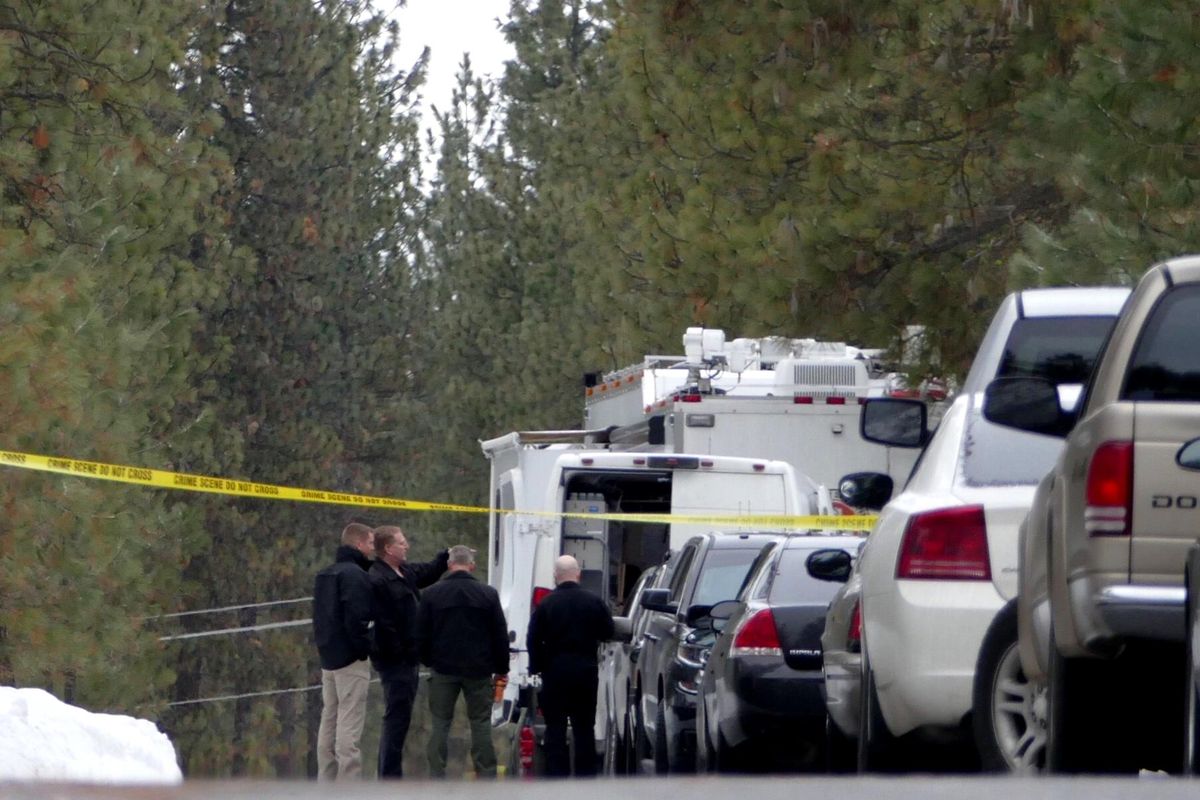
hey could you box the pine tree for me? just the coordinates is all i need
[1011,0,1200,285]
[0,0,236,708]
[164,0,427,775]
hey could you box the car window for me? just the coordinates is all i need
[1123,285,1200,401]
[668,546,696,599]
[737,543,778,602]
[692,548,762,606]
[769,548,851,604]
[962,315,1117,487]
[996,317,1115,384]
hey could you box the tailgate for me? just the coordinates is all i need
[1131,403,1200,583]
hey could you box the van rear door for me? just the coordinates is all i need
[669,465,793,546]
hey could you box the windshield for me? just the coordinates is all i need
[963,315,1116,487]
[692,548,762,606]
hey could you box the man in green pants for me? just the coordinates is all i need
[415,545,510,778]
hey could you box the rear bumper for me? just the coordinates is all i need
[718,660,826,746]
[866,580,1003,736]
[823,650,861,738]
[1073,580,1187,647]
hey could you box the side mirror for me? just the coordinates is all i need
[708,600,740,633]
[837,472,894,511]
[861,398,928,448]
[685,603,714,628]
[640,588,678,615]
[806,549,853,583]
[612,616,633,643]
[983,377,1074,438]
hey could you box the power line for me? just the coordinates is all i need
[166,683,320,707]
[165,678,383,708]
[159,618,311,641]
[144,597,313,621]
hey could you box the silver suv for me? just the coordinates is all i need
[985,256,1200,774]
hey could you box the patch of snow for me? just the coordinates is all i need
[0,686,181,784]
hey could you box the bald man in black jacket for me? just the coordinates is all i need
[527,555,615,777]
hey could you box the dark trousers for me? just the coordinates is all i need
[427,671,497,778]
[377,663,419,778]
[541,665,598,777]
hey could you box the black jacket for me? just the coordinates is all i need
[369,550,449,671]
[415,571,509,679]
[312,545,373,670]
[526,581,614,676]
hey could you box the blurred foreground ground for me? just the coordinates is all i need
[1,776,1196,800]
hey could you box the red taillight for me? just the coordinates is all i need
[832,499,855,516]
[519,724,536,777]
[681,394,702,403]
[793,395,814,404]
[847,600,862,654]
[895,505,990,580]
[730,608,782,656]
[826,396,847,405]
[1085,441,1133,537]
[532,586,552,610]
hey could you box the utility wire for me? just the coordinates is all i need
[159,618,311,641]
[165,678,382,708]
[143,597,313,621]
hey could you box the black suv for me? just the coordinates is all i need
[632,532,786,774]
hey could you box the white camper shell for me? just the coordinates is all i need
[481,429,825,724]
[584,327,937,492]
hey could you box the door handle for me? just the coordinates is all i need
[644,633,660,642]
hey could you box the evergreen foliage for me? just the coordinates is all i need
[0,0,236,707]
[4,0,1200,779]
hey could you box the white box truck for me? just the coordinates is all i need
[584,327,940,494]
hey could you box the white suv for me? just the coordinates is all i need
[830,287,1128,771]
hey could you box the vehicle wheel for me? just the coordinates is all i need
[603,705,625,775]
[825,713,855,773]
[973,600,1046,772]
[654,700,670,775]
[632,695,651,774]
[856,653,895,772]
[696,698,715,773]
[1186,548,1200,774]
[620,705,635,775]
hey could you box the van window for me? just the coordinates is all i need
[1123,285,1200,402]
[493,481,514,567]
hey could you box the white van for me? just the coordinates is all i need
[480,430,826,745]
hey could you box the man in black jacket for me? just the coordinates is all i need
[527,554,615,777]
[368,525,448,779]
[312,522,375,781]
[415,545,509,778]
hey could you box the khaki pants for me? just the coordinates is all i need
[317,659,371,780]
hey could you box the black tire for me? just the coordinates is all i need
[1186,549,1200,774]
[620,705,634,775]
[632,694,651,775]
[856,653,895,772]
[973,599,1045,772]
[603,704,626,775]
[825,713,855,773]
[696,696,715,773]
[654,699,670,775]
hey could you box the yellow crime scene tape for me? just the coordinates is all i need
[0,449,878,532]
